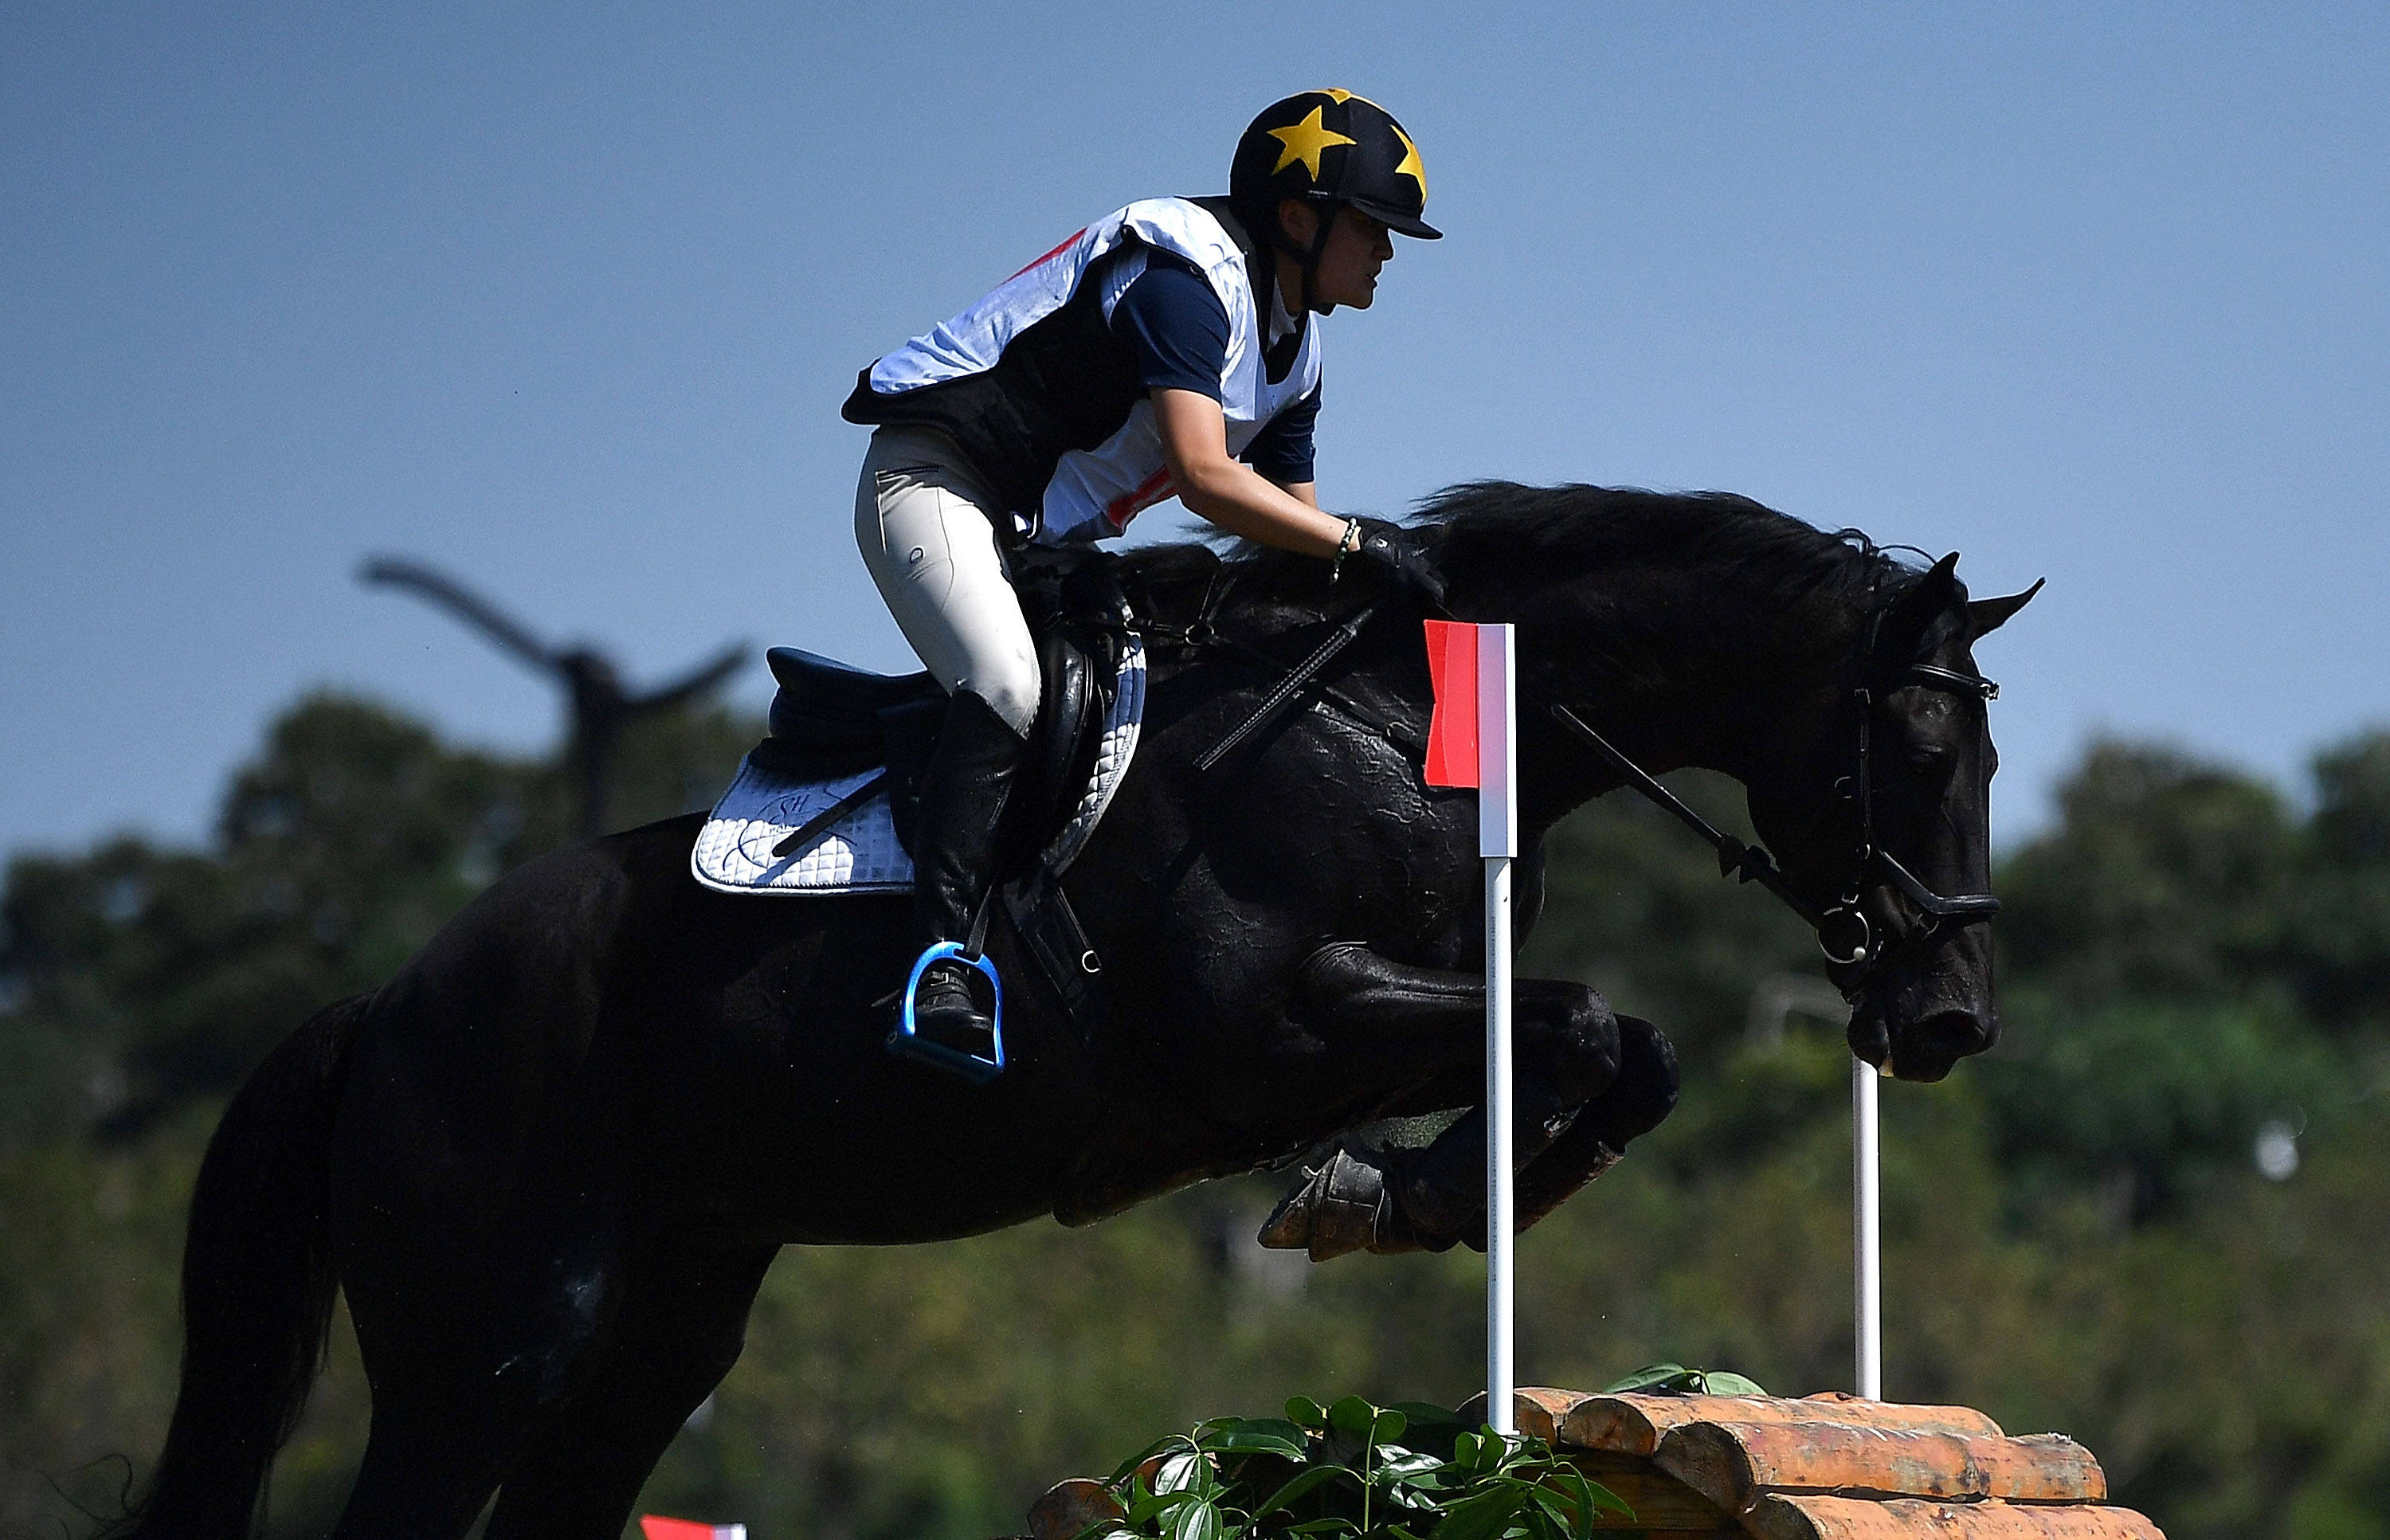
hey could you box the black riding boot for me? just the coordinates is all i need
[894,690,1028,1078]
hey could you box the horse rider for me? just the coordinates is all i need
[844,90,1451,1072]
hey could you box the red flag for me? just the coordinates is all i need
[1423,619,1480,788]
[641,1518,746,1540]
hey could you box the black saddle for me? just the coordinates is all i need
[761,647,941,775]
[745,549,1134,1032]
[749,637,1111,1032]
[754,633,1109,863]
[767,647,942,721]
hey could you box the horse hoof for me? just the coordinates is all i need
[1256,1146,1399,1262]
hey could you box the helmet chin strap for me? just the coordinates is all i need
[1262,197,1342,317]
[1299,196,1339,315]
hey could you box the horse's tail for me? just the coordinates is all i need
[108,993,366,1539]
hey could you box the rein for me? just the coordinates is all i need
[1549,704,1826,928]
[1551,649,2004,1001]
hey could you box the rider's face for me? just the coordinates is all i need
[1279,203,1396,310]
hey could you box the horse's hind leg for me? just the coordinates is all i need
[327,1388,526,1540]
[331,1256,625,1540]
[484,1242,779,1540]
[331,1193,631,1538]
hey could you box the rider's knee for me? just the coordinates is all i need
[969,664,1040,738]
[950,637,1040,737]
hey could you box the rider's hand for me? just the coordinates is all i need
[1346,518,1448,607]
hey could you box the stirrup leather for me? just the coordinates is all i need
[887,942,1005,1084]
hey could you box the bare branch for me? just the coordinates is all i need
[358,557,559,674]
[629,644,749,714]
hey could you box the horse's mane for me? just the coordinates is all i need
[1422,481,1906,611]
[1116,481,1910,618]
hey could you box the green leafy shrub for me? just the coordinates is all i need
[1596,1365,1766,1397]
[1088,1396,1629,1540]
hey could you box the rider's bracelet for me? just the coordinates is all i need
[1330,517,1362,582]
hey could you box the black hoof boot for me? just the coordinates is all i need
[1255,1141,1447,1260]
[887,952,1004,1083]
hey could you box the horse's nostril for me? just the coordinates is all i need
[1890,1009,1989,1083]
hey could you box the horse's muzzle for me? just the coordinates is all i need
[1847,951,1997,1082]
[1886,1006,1996,1082]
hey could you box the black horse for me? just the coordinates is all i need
[118,484,2035,1539]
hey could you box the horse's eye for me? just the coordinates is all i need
[1906,745,1956,782]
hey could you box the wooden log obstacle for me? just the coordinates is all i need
[1024,1389,2163,1540]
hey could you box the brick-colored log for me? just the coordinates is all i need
[2009,1436,2112,1503]
[1452,1387,1599,1444]
[1653,1422,2106,1513]
[1746,1495,2163,1540]
[1561,1394,2004,1457]
[1566,1450,1739,1531]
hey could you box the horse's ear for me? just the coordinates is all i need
[1968,578,2045,637]
[1873,552,1961,662]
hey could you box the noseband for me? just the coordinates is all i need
[1550,645,2003,1001]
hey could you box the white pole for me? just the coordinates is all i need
[1479,625,1518,1436]
[1853,1056,1883,1400]
[1485,853,1514,1433]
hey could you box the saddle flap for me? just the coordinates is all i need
[876,696,948,856]
[1028,630,1103,837]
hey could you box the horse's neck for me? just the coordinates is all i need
[1513,566,1846,834]
[1139,545,1846,834]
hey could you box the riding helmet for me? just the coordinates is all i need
[1230,90,1442,249]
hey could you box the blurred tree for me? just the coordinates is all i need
[1977,733,2383,1227]
[0,692,756,1142]
[1974,991,2337,1225]
[2291,731,2390,1032]
[1996,739,2296,1004]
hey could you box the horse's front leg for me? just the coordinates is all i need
[1511,1012,1681,1229]
[1260,942,1620,1260]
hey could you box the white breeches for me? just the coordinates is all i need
[854,426,1043,735]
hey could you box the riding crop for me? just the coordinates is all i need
[1193,600,1383,771]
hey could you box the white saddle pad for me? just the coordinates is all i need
[691,637,1146,896]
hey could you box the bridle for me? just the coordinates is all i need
[1811,636,2004,982]
[1550,604,2004,1002]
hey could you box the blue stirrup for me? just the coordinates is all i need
[888,942,1005,1084]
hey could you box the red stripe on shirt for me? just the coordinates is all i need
[1008,229,1088,282]
[1103,467,1176,531]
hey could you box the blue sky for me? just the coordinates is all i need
[4,2,2384,856]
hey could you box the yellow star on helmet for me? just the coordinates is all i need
[1268,107,1356,182]
[1392,124,1426,199]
